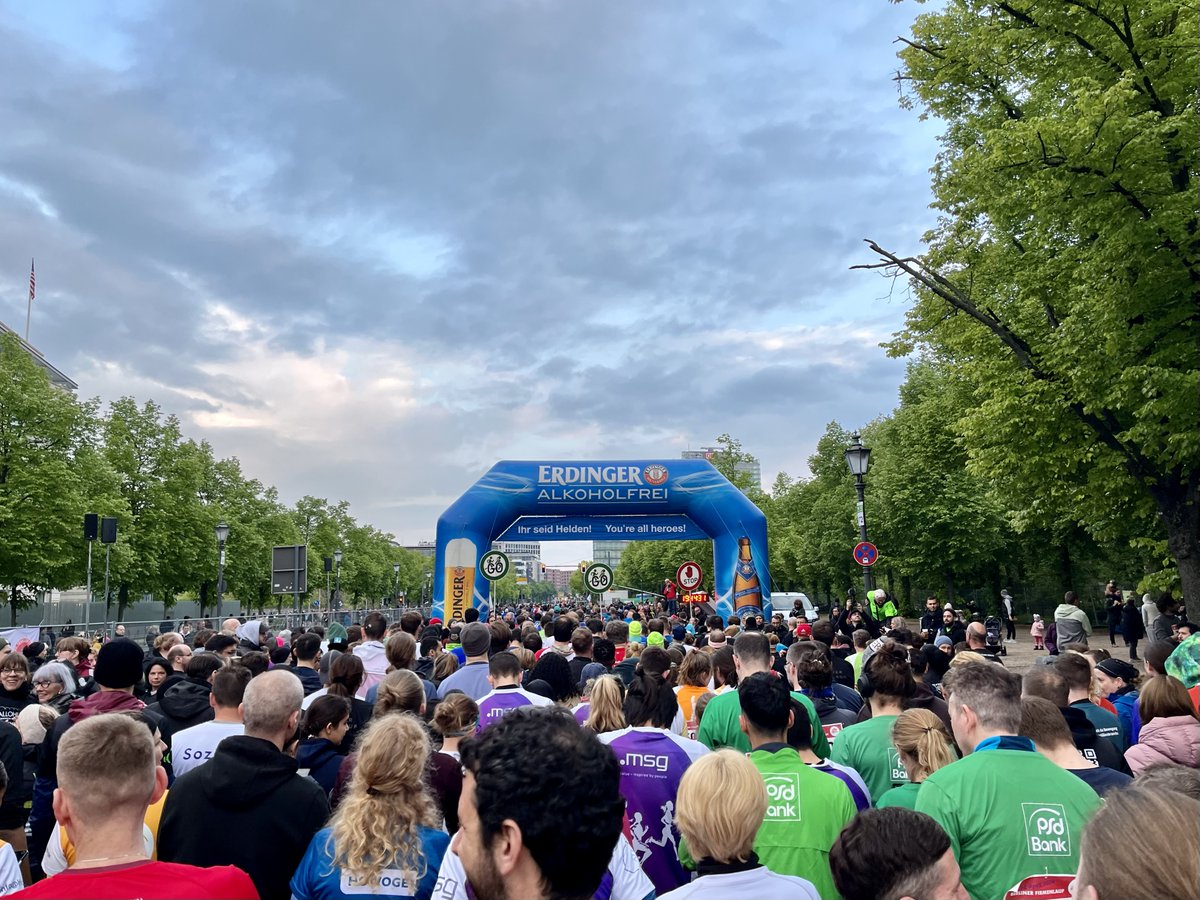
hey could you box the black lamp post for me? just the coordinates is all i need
[333,549,343,609]
[392,562,400,606]
[843,433,874,596]
[215,521,229,617]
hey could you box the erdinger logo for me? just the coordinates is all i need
[622,752,669,773]
[643,464,669,486]
[1022,803,1070,856]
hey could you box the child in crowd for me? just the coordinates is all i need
[1031,614,1045,650]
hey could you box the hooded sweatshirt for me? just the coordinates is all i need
[0,683,35,725]
[1060,705,1128,773]
[235,619,264,656]
[352,639,388,697]
[1054,603,1092,646]
[295,737,343,795]
[150,677,215,746]
[158,734,330,900]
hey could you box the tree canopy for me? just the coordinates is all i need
[858,0,1198,618]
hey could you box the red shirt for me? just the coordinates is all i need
[14,860,258,899]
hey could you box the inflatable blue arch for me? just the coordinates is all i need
[432,459,771,623]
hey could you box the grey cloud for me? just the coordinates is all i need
[0,1,938,542]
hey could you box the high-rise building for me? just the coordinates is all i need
[682,447,761,494]
[592,540,630,573]
[545,568,573,593]
[492,541,543,581]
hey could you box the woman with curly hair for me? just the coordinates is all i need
[290,714,449,900]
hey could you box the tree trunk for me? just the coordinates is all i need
[901,575,913,613]
[1157,480,1200,623]
[944,571,956,605]
[117,583,130,623]
[1058,542,1075,595]
[198,581,209,617]
[8,586,16,627]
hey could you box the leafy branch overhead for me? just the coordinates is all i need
[858,0,1199,617]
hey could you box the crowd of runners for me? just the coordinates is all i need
[0,592,1195,899]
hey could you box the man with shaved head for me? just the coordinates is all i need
[158,669,328,900]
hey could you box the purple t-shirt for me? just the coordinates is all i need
[475,685,552,731]
[573,701,590,725]
[598,727,709,895]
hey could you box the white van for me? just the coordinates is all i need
[771,592,819,623]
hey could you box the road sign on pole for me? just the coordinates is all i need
[480,550,510,581]
[853,542,879,567]
[676,561,704,592]
[583,563,614,594]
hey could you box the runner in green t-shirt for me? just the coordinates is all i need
[829,643,917,801]
[917,661,1102,900]
[877,708,958,810]
[739,672,856,900]
[696,632,829,758]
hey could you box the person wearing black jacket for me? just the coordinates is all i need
[1022,667,1130,774]
[158,668,329,900]
[148,653,223,757]
[1120,595,1146,661]
[933,608,966,645]
[812,622,856,689]
[918,597,942,641]
[834,605,879,640]
[289,633,324,696]
[0,655,37,727]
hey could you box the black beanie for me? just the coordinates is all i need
[94,639,147,689]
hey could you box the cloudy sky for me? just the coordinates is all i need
[0,1,940,564]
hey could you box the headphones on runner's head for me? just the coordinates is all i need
[857,664,875,700]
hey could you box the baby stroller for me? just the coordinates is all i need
[985,616,1007,657]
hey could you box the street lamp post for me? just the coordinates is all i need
[392,563,400,606]
[844,433,874,597]
[215,522,229,618]
[333,549,343,609]
[423,572,432,608]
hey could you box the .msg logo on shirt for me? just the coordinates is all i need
[763,774,801,821]
[1022,803,1070,855]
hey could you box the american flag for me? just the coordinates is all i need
[28,259,34,303]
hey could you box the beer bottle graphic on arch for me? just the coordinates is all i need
[732,536,763,618]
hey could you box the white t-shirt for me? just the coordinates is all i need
[42,825,155,877]
[432,831,654,900]
[0,842,21,896]
[170,720,245,776]
[658,867,819,900]
[301,688,327,710]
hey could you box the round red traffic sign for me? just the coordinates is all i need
[853,542,879,567]
[676,561,704,591]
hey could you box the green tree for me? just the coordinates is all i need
[0,335,120,623]
[101,399,215,620]
[862,1,1199,617]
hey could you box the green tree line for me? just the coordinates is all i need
[0,333,431,624]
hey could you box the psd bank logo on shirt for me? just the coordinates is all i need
[1022,803,1071,856]
[887,747,909,784]
[763,774,802,821]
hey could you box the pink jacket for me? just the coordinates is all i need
[1124,715,1200,774]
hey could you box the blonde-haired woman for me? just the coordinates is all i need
[291,714,449,900]
[876,709,957,809]
[664,749,819,900]
[583,675,626,735]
